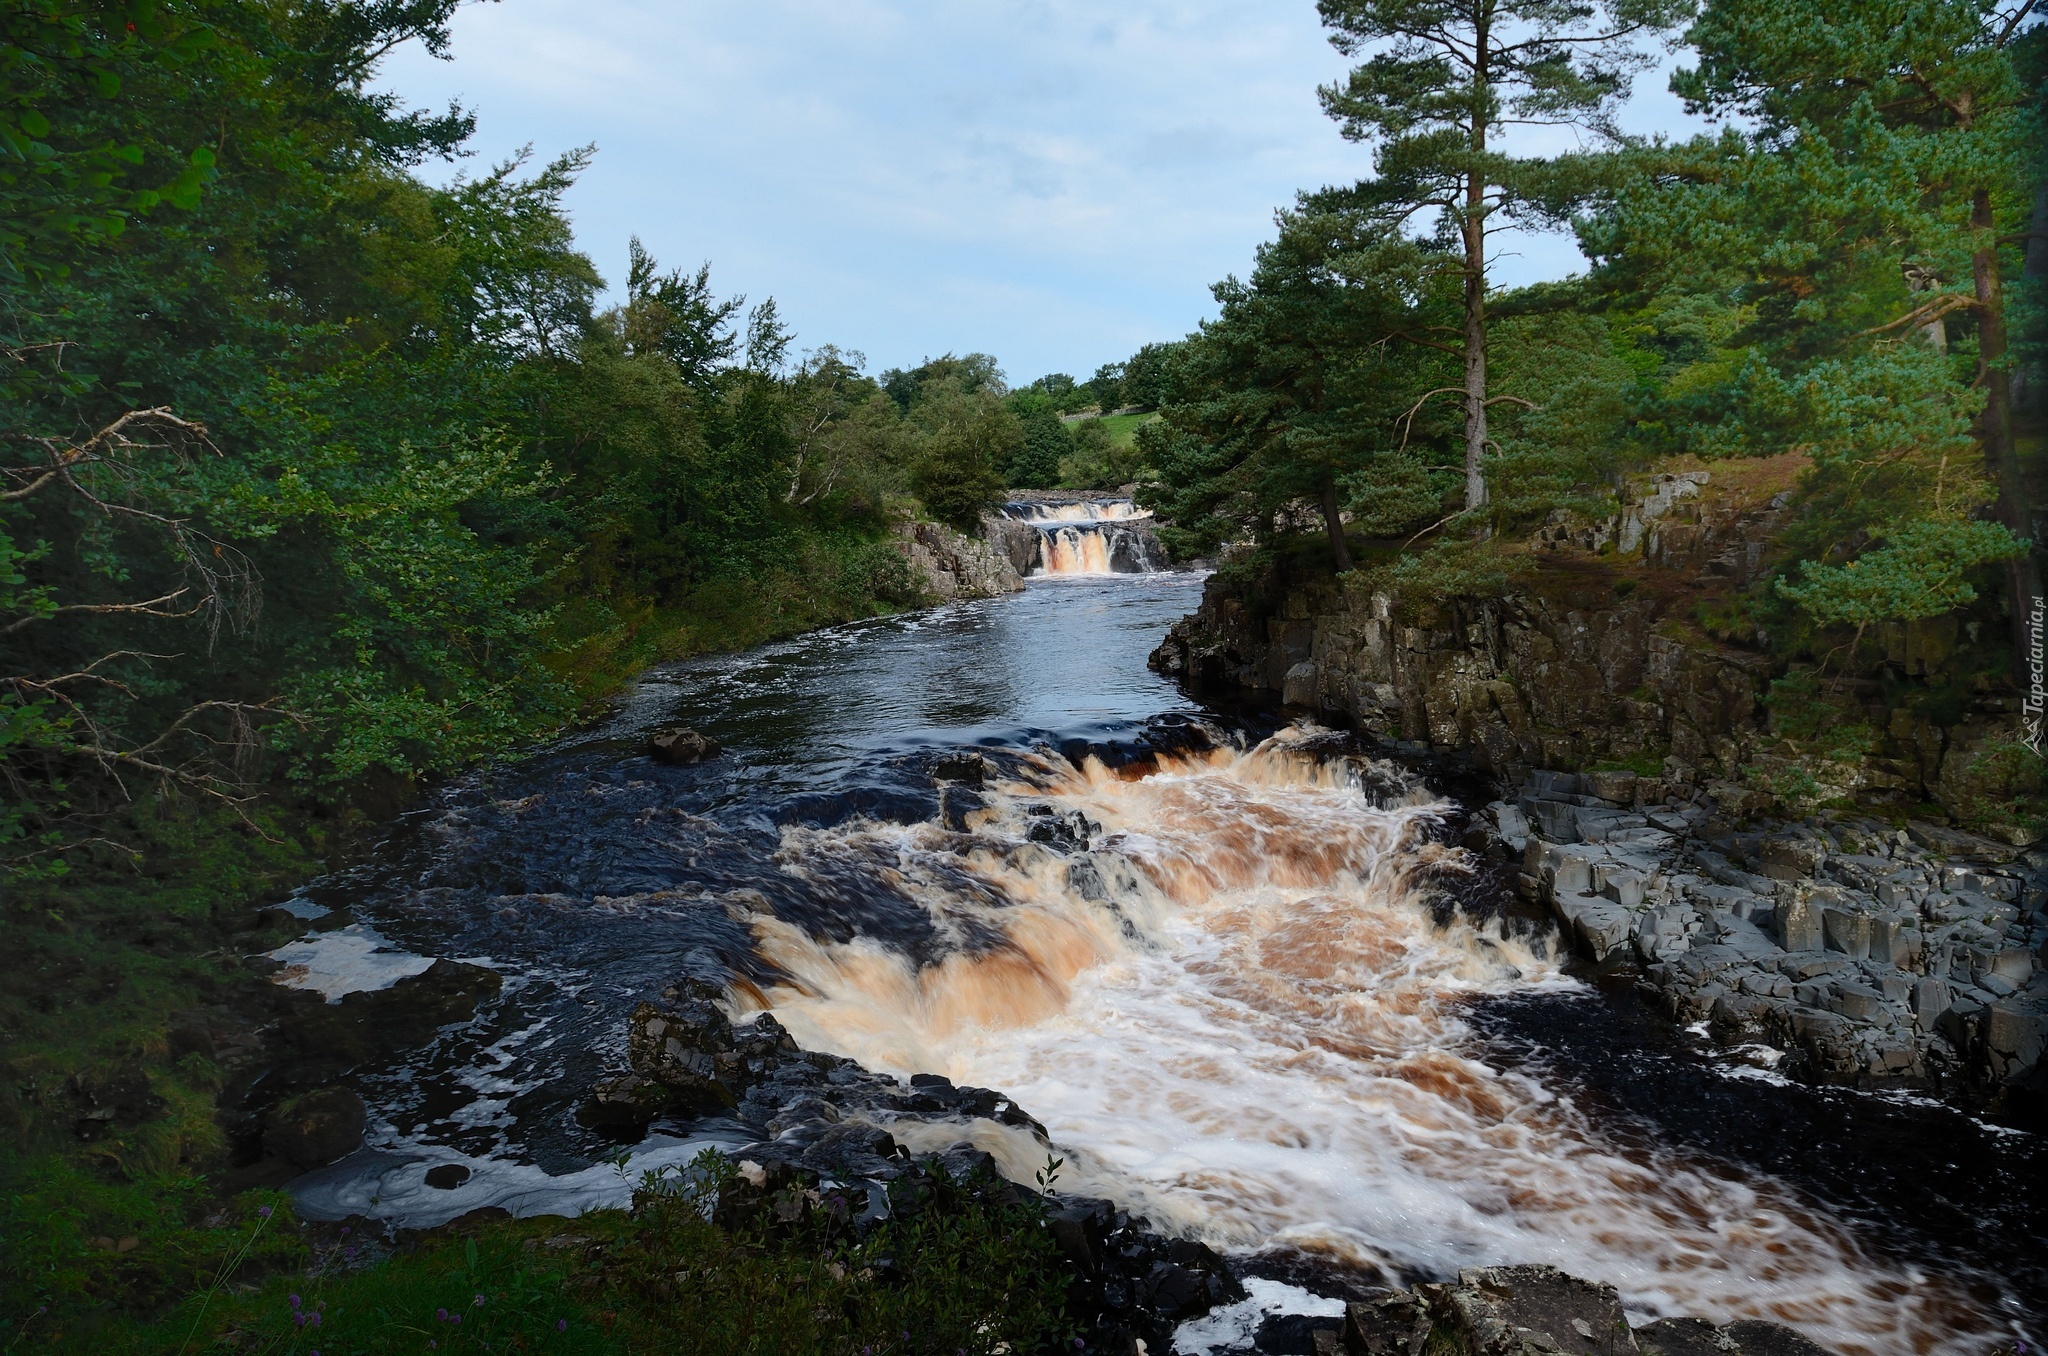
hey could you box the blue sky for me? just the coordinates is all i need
[377,1,1708,384]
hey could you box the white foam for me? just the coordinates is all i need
[290,1131,751,1229]
[750,731,2007,1356]
[1175,1277,1347,1356]
[268,922,435,1002]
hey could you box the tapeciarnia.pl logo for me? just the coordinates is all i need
[2027,595,2046,757]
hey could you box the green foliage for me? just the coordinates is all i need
[597,1155,1074,1355]
[1005,400,1071,488]
[906,381,1014,531]
[1059,417,1151,490]
[2,1150,1078,1356]
[1118,342,1181,410]
[0,5,960,874]
[1775,518,2023,628]
[1362,535,1532,606]
[1316,0,1690,510]
[880,352,1007,410]
[1142,206,1464,556]
[1582,0,2040,634]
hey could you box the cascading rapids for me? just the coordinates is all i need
[737,729,2005,1356]
[1002,498,1164,576]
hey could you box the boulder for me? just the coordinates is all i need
[1440,1265,1638,1356]
[648,726,721,764]
[628,982,738,1106]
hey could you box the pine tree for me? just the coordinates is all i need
[1316,0,1689,512]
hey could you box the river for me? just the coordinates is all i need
[276,573,2044,1355]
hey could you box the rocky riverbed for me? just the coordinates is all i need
[587,981,1848,1356]
[1465,770,2048,1096]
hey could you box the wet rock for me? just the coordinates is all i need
[272,959,502,1081]
[1343,1293,1433,1356]
[1338,1272,1841,1356]
[627,983,738,1107]
[423,1163,471,1190]
[1632,1317,1733,1356]
[1490,765,2048,1098]
[1439,1264,1638,1356]
[578,1074,676,1132]
[898,520,1024,600]
[1717,1321,1835,1356]
[931,752,990,786]
[264,1087,366,1168]
[1256,1310,1345,1353]
[647,726,721,764]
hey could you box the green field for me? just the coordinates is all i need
[1096,411,1159,447]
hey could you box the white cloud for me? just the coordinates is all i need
[376,0,1706,381]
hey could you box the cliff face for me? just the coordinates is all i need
[1150,465,2036,834]
[895,520,1024,601]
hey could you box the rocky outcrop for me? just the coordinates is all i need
[1331,1266,1830,1356]
[895,520,1024,601]
[981,510,1042,576]
[1468,770,2048,1093]
[586,981,1243,1352]
[1149,469,2034,833]
[264,1087,367,1168]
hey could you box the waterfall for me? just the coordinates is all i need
[743,729,2002,1356]
[1002,498,1164,576]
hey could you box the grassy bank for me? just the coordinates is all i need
[0,532,940,1350]
[2,1150,1073,1353]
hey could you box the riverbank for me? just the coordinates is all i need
[11,571,2041,1355]
[0,515,1024,1345]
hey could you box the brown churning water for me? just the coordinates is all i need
[748,729,2002,1356]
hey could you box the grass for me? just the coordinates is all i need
[2,1153,1078,1355]
[1093,412,1158,449]
[0,518,1056,1351]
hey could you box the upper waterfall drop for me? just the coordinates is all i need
[998,494,1165,576]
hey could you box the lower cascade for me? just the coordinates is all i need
[1000,495,1165,575]
[265,581,2040,1356]
[741,731,2000,1356]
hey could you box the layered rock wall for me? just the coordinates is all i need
[894,519,1024,601]
[1467,772,2048,1093]
[1150,472,2032,828]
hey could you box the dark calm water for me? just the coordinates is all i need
[278,573,2044,1350]
[286,575,1209,1214]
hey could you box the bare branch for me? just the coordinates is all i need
[1397,387,1471,450]
[1852,292,1976,339]
[0,589,196,637]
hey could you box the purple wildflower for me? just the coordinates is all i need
[557,1319,568,1332]
[258,1205,273,1218]
[290,1294,302,1310]
[437,1308,449,1322]
[474,1293,485,1306]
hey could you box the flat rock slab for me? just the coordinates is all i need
[1443,1265,1638,1356]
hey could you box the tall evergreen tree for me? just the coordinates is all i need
[1316,0,1689,512]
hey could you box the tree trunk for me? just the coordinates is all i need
[1463,208,1489,512]
[1462,32,1490,514]
[1321,478,1353,573]
[1972,187,2038,683]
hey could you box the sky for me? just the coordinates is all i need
[375,0,1711,384]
